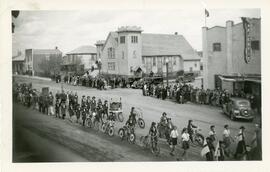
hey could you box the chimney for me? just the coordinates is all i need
[174,32,178,35]
[55,46,58,49]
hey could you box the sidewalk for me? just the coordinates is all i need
[13,74,52,81]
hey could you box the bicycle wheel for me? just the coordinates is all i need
[129,133,136,144]
[118,112,124,122]
[118,128,125,140]
[101,123,107,133]
[138,118,145,129]
[108,126,114,137]
[195,134,204,147]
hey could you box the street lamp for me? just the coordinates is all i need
[165,58,169,88]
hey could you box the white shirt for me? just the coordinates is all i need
[181,133,190,141]
[170,129,179,138]
[209,130,216,136]
[223,129,230,137]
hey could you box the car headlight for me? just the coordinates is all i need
[234,110,240,113]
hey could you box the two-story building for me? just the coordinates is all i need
[98,26,201,77]
[12,51,26,75]
[62,45,97,75]
[202,17,261,96]
[25,47,62,76]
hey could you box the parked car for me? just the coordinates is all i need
[222,97,254,121]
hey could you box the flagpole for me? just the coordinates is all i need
[205,14,206,27]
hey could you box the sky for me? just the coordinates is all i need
[12,9,260,56]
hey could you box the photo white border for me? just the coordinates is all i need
[1,0,270,171]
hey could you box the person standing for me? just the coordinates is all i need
[48,92,54,116]
[234,126,247,160]
[180,127,190,161]
[209,125,216,143]
[170,126,179,156]
[249,123,262,160]
[187,120,197,143]
[223,124,234,158]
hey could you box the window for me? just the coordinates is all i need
[213,43,221,51]
[107,47,115,59]
[251,40,260,50]
[133,51,137,58]
[108,62,115,70]
[194,62,197,67]
[153,57,156,66]
[173,57,177,65]
[189,67,193,72]
[142,57,145,64]
[200,64,203,70]
[131,36,138,43]
[120,36,125,44]
[122,51,125,59]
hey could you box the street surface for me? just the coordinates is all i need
[13,76,260,162]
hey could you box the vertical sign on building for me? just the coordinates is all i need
[242,17,252,64]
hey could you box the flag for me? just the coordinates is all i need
[214,141,220,160]
[205,9,209,17]
[201,138,210,157]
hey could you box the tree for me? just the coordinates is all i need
[39,54,63,77]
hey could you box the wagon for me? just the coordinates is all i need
[108,98,124,122]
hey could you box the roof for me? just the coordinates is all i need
[66,45,96,55]
[33,49,62,54]
[12,53,25,61]
[102,32,118,51]
[141,33,201,60]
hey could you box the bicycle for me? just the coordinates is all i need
[118,125,136,144]
[140,134,160,156]
[101,120,115,137]
[190,128,204,147]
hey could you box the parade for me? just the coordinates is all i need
[12,79,261,161]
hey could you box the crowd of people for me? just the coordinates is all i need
[13,82,261,161]
[61,74,132,90]
[142,82,261,114]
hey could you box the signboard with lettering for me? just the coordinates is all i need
[242,17,252,64]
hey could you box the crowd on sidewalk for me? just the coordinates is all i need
[142,82,261,114]
[60,74,132,90]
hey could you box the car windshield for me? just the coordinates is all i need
[236,101,250,106]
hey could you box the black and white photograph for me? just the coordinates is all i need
[10,8,263,163]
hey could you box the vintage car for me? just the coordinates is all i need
[222,97,254,121]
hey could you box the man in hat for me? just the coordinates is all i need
[91,96,96,114]
[234,126,247,159]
